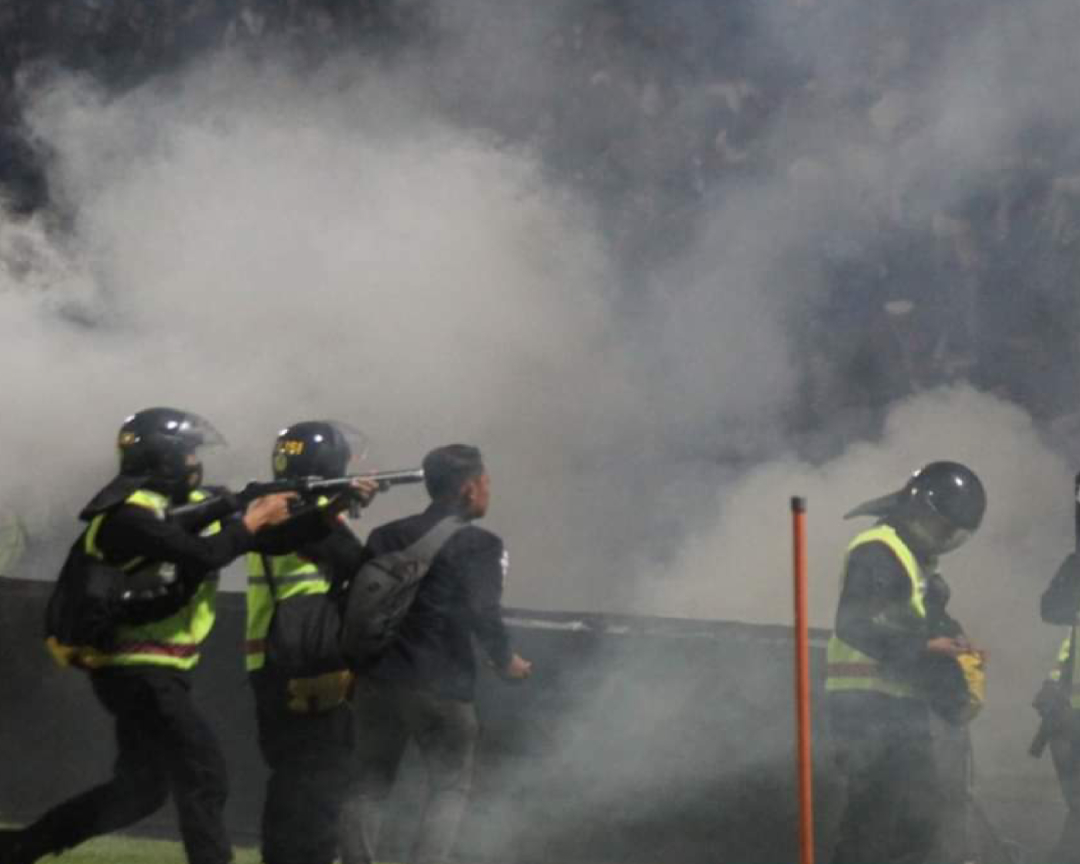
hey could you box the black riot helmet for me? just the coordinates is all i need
[272,421,367,480]
[845,461,986,555]
[117,407,226,498]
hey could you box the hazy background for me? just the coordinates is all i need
[3,0,1080,837]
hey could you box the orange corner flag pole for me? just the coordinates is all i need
[791,496,815,864]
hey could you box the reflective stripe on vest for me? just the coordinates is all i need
[1048,627,1080,709]
[94,488,221,671]
[245,550,330,672]
[825,525,927,700]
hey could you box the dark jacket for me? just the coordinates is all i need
[364,503,513,701]
[94,499,254,585]
[834,521,961,674]
[252,506,366,594]
[1042,552,1080,626]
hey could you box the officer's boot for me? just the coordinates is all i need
[339,795,382,864]
[0,828,38,864]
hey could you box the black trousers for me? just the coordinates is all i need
[1049,712,1080,864]
[828,692,941,864]
[18,666,231,864]
[341,679,479,864]
[251,670,353,864]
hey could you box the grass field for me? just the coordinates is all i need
[17,834,403,863]
[20,834,261,863]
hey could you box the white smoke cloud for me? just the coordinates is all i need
[651,386,1067,622]
[649,384,1073,781]
[2,55,645,593]
[2,0,1080,846]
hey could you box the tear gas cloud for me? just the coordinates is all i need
[0,0,1075,615]
[2,0,1080,819]
[2,55,640,597]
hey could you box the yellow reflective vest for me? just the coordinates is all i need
[91,488,222,671]
[1048,627,1080,710]
[825,524,927,700]
[245,549,330,673]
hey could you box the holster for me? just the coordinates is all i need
[1031,680,1073,760]
[1034,680,1072,731]
[286,670,355,714]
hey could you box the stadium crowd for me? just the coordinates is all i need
[2,0,1080,451]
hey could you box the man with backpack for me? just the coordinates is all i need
[340,444,532,864]
[244,420,378,864]
[0,407,294,864]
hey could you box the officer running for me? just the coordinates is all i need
[0,407,293,864]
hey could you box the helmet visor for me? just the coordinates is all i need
[908,506,973,555]
[173,412,227,451]
[933,526,972,554]
[326,421,369,471]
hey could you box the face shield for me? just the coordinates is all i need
[170,411,228,452]
[905,504,973,556]
[324,421,369,474]
[169,412,227,494]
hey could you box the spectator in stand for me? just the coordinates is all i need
[21,2,73,67]
[98,0,154,87]
[224,0,269,52]
[0,3,26,81]
[176,0,225,58]
[343,0,381,40]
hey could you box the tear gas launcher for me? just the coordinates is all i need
[169,469,425,530]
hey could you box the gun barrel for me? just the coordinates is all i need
[299,469,424,494]
[360,468,425,487]
[170,471,425,523]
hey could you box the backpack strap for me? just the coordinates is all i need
[404,516,466,566]
[260,553,279,600]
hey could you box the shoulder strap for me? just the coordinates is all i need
[260,553,280,600]
[401,515,466,564]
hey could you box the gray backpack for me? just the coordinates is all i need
[340,516,464,670]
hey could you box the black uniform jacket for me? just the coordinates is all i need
[94,500,255,582]
[363,502,513,701]
[1042,552,1080,625]
[252,505,366,594]
[834,523,960,674]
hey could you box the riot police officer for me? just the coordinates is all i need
[1039,545,1080,862]
[0,408,293,864]
[245,421,377,864]
[826,460,987,864]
